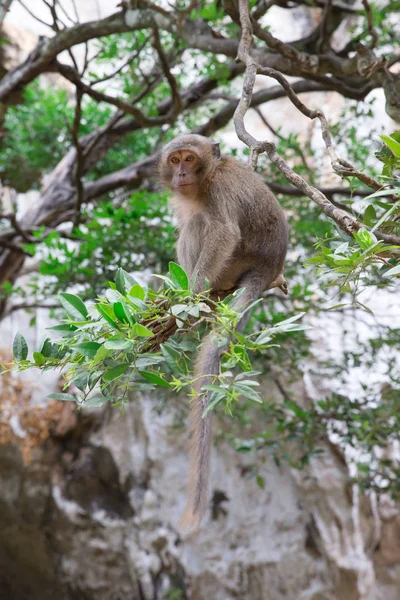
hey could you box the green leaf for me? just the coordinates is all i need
[88,370,104,388]
[132,323,153,337]
[126,296,147,311]
[114,301,134,324]
[201,392,225,417]
[380,134,400,158]
[363,188,400,201]
[235,379,260,386]
[39,338,53,357]
[284,401,309,419]
[256,475,265,489]
[48,393,77,401]
[161,342,181,362]
[382,165,392,178]
[103,363,130,382]
[169,262,189,290]
[139,371,171,387]
[135,355,165,369]
[235,370,261,380]
[59,292,88,319]
[84,395,109,407]
[129,284,145,300]
[93,345,113,363]
[47,324,77,333]
[97,304,120,329]
[71,371,89,392]
[354,228,375,250]
[363,204,376,226]
[384,264,400,278]
[115,268,137,294]
[104,337,133,350]
[371,199,400,233]
[33,351,46,365]
[74,342,102,357]
[152,274,175,288]
[234,383,263,403]
[254,332,273,345]
[106,289,121,304]
[13,333,28,362]
[115,268,127,294]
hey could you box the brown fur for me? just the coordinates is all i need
[159,135,288,535]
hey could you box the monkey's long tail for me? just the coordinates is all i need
[178,278,266,536]
[178,334,225,536]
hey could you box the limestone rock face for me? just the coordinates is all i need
[0,393,399,600]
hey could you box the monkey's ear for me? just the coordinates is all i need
[212,142,221,161]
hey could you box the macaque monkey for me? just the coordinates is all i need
[159,134,288,534]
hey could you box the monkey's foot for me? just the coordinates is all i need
[268,274,288,295]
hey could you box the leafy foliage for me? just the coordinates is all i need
[35,191,175,300]
[10,265,307,411]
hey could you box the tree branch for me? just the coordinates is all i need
[233,0,400,247]
[71,89,84,229]
[0,9,167,103]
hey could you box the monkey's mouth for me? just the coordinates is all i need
[178,183,195,187]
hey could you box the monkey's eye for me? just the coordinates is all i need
[186,155,195,162]
[170,157,179,164]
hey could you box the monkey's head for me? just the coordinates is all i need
[159,134,221,197]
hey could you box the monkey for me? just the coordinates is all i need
[159,134,288,535]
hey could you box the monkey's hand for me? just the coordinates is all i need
[268,274,288,295]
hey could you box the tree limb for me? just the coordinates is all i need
[233,0,400,247]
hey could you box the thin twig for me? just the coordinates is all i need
[152,26,182,121]
[70,0,79,22]
[56,59,179,128]
[57,0,77,24]
[0,212,34,242]
[17,0,52,28]
[42,0,68,29]
[71,89,85,229]
[316,0,332,54]
[4,302,59,316]
[90,37,150,86]
[361,0,379,49]
[253,106,311,172]
[0,239,32,255]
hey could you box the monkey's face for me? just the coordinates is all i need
[167,149,201,196]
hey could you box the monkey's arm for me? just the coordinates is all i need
[192,220,241,293]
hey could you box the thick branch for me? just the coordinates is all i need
[267,183,373,199]
[0,3,388,107]
[0,9,165,102]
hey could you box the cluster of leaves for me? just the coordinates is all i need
[376,131,400,177]
[24,190,176,302]
[308,224,400,311]
[0,82,75,192]
[306,134,400,307]
[10,264,307,412]
[232,386,400,495]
